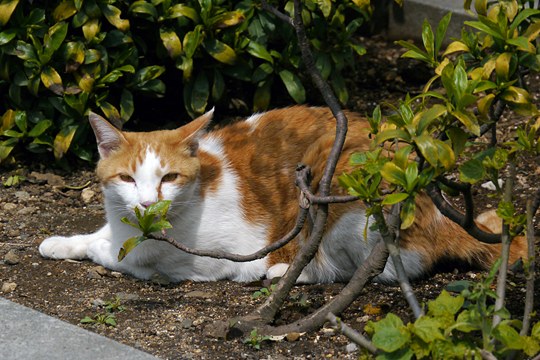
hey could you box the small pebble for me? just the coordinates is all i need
[4,249,20,265]
[81,188,96,204]
[345,343,358,353]
[286,332,301,342]
[1,282,17,293]
[3,203,17,211]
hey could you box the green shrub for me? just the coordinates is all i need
[0,0,373,164]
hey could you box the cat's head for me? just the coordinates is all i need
[88,110,213,216]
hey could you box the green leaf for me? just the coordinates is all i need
[43,21,68,62]
[0,28,17,45]
[381,162,407,187]
[120,90,134,121]
[212,69,225,101]
[146,200,171,217]
[167,4,199,22]
[331,72,348,105]
[428,290,464,319]
[413,316,444,343]
[400,196,416,229]
[371,313,410,353]
[435,12,452,54]
[374,129,411,144]
[446,127,468,156]
[317,0,332,18]
[0,0,20,26]
[414,134,439,168]
[278,69,306,104]
[129,1,157,21]
[53,0,77,22]
[204,38,237,65]
[183,25,203,59]
[416,104,447,134]
[246,40,273,64]
[459,158,485,184]
[382,192,409,206]
[421,19,435,60]
[191,71,209,115]
[118,236,147,261]
[493,323,525,350]
[253,80,272,112]
[80,316,95,324]
[28,120,52,137]
[451,110,480,136]
[465,18,504,40]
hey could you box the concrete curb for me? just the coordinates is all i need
[0,298,158,360]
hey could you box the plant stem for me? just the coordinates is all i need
[373,206,424,319]
[326,313,378,354]
[492,161,516,327]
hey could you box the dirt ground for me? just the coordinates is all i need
[1,37,539,359]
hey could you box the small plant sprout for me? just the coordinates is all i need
[118,200,172,261]
[243,329,272,350]
[80,296,126,328]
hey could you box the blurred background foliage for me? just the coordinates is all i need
[0,0,375,165]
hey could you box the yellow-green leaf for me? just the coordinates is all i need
[53,0,77,22]
[452,110,480,136]
[380,162,407,187]
[400,197,416,229]
[53,126,77,159]
[477,93,495,119]
[160,29,182,59]
[210,11,245,29]
[40,66,64,95]
[0,0,19,26]
[501,86,531,105]
[382,192,409,206]
[203,38,236,65]
[82,18,100,42]
[101,4,129,31]
[443,41,470,57]
[0,109,15,133]
[118,236,146,261]
[495,52,512,81]
[78,73,94,92]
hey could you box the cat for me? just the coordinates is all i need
[39,106,527,283]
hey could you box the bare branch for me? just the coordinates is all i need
[520,199,535,336]
[326,313,378,355]
[241,239,389,334]
[426,184,502,243]
[148,206,307,262]
[260,0,294,26]
[296,165,360,204]
[373,205,424,319]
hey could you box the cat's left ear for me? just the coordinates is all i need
[180,108,214,156]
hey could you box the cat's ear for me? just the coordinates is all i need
[88,112,127,158]
[180,108,214,156]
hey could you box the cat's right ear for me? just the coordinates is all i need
[88,112,126,158]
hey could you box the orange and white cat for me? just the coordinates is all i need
[39,106,526,283]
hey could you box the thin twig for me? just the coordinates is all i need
[260,0,294,26]
[520,200,536,336]
[326,313,378,355]
[148,206,308,262]
[493,162,516,327]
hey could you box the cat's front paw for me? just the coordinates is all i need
[39,235,89,260]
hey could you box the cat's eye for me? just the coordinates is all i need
[119,174,135,183]
[162,173,180,182]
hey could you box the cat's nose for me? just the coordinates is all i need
[141,201,154,208]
